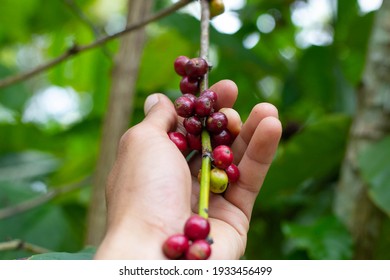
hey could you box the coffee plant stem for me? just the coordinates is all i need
[199,0,210,90]
[199,129,212,218]
[198,0,212,219]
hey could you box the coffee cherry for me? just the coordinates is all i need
[225,163,240,183]
[182,93,197,103]
[184,215,210,241]
[174,56,190,76]
[211,129,233,148]
[168,132,187,152]
[186,133,202,151]
[200,89,218,104]
[162,234,190,259]
[174,96,195,118]
[212,145,233,169]
[184,116,203,135]
[195,95,214,117]
[185,58,208,79]
[185,239,212,260]
[206,112,228,134]
[180,76,199,94]
[210,0,225,18]
[210,168,228,193]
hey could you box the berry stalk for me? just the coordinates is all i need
[199,129,212,218]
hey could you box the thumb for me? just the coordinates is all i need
[143,93,177,132]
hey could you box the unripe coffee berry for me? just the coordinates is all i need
[184,215,210,241]
[210,0,225,18]
[210,168,229,193]
[162,234,190,259]
[168,132,187,152]
[212,145,233,169]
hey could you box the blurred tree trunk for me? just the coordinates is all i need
[86,0,153,246]
[335,1,390,259]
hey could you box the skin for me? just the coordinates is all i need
[94,80,282,260]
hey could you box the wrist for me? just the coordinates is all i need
[94,215,168,259]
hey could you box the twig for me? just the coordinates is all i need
[63,0,105,39]
[199,0,210,90]
[0,239,51,254]
[0,177,90,220]
[62,0,112,58]
[0,0,192,90]
[198,0,211,219]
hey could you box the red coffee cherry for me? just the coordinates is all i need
[185,239,212,260]
[162,234,190,259]
[195,95,214,117]
[211,129,233,148]
[200,89,218,104]
[184,116,203,135]
[185,57,208,79]
[186,133,202,151]
[212,145,233,169]
[206,112,228,134]
[180,76,199,94]
[174,96,195,118]
[168,132,187,152]
[225,163,240,183]
[174,56,190,76]
[184,215,210,241]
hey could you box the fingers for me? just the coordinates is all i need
[143,93,177,133]
[231,103,279,163]
[209,79,238,109]
[224,116,282,219]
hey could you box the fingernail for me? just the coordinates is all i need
[144,94,159,115]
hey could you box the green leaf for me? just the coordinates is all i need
[282,215,353,260]
[0,151,60,182]
[260,115,351,208]
[28,247,96,260]
[358,135,390,217]
[0,203,86,260]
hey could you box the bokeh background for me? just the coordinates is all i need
[1,0,389,259]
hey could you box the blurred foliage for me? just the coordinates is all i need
[0,0,389,260]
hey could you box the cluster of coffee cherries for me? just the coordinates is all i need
[163,55,240,260]
[168,55,240,193]
[162,215,211,260]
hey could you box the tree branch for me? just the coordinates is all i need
[0,239,51,254]
[0,0,192,90]
[62,0,112,58]
[0,177,90,220]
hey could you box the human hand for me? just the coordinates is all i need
[94,80,282,259]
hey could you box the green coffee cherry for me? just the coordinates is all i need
[210,168,228,193]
